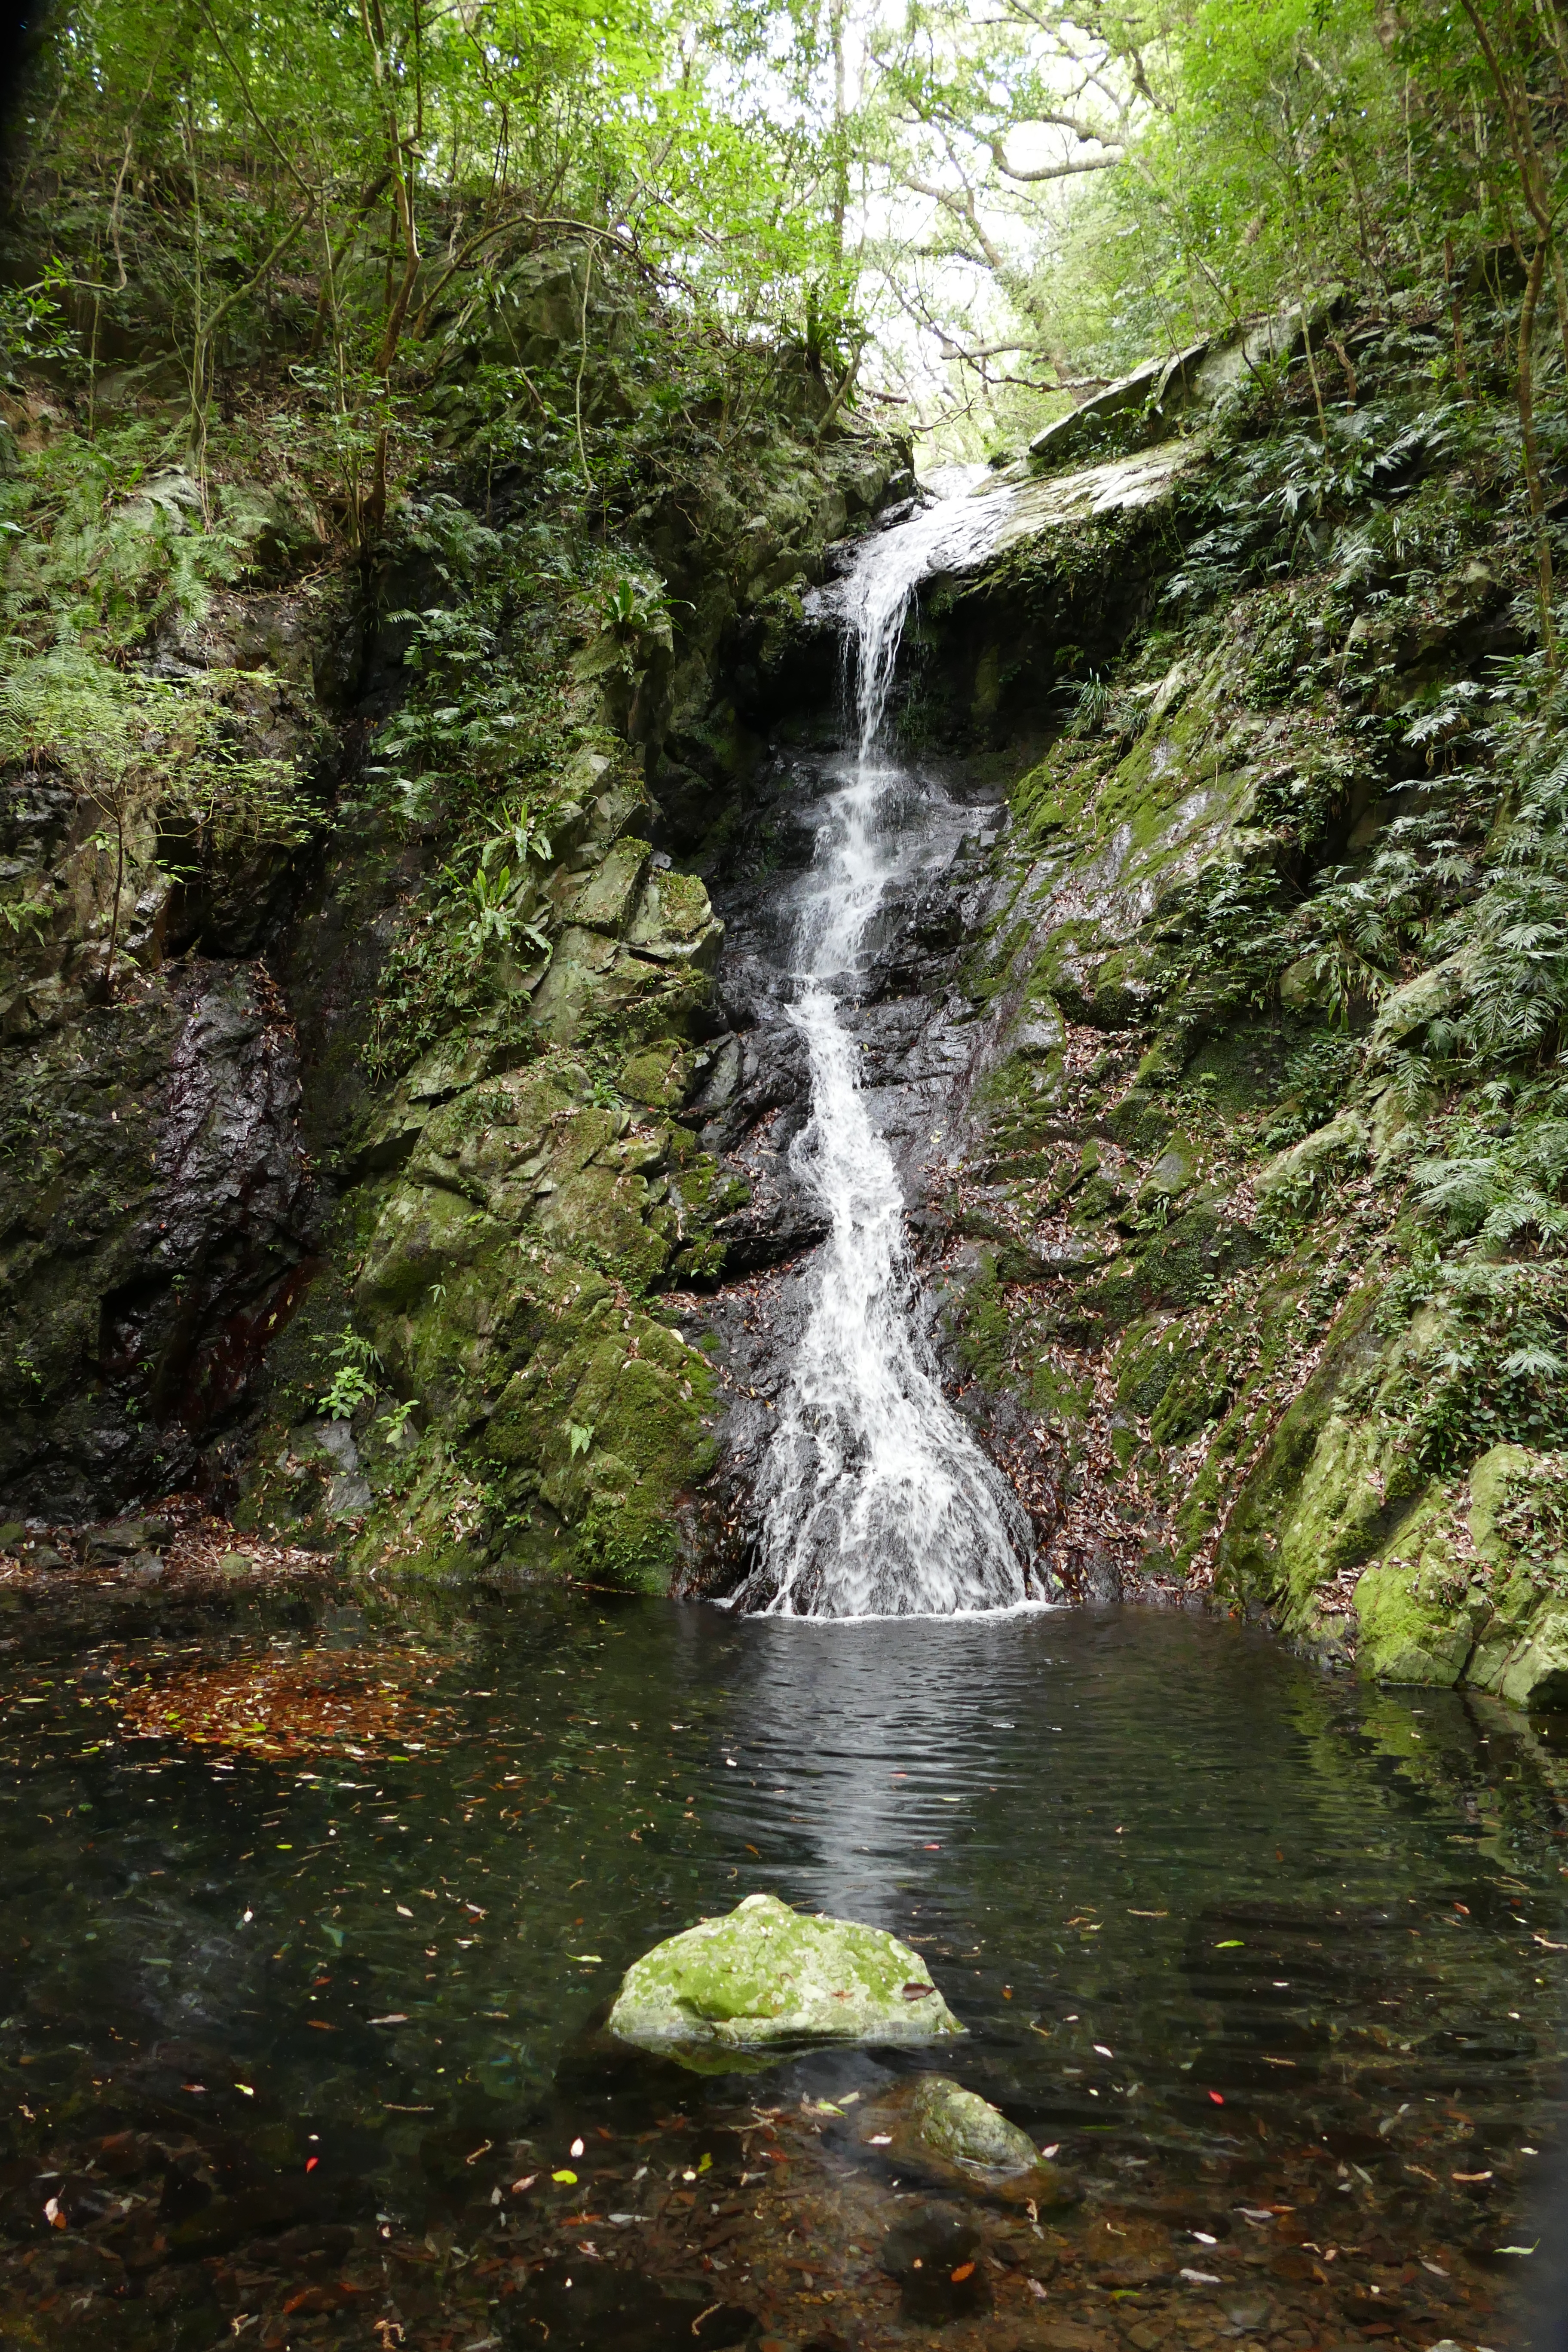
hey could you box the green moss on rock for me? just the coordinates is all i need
[606,1892,965,2061]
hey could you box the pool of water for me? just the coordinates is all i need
[3,1582,1566,2349]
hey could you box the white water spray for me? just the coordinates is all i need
[739,475,1033,1618]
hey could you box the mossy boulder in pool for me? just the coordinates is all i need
[606,1893,964,2060]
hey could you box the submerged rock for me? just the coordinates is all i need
[606,1892,964,2062]
[883,2207,990,2321]
[905,2075,1039,2171]
[856,2073,1079,2206]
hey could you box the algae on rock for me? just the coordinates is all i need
[606,1892,965,2062]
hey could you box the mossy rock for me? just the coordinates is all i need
[1254,1110,1369,1202]
[1218,1283,1387,1610]
[1102,1088,1175,1155]
[480,1282,715,1592]
[1496,1605,1568,1711]
[1075,1202,1255,1334]
[1112,1315,1188,1416]
[620,1037,694,1108]
[1134,1131,1200,1208]
[1468,1442,1544,1561]
[626,870,724,968]
[555,837,652,936]
[606,1893,965,2063]
[1353,1541,1483,1687]
[854,2076,1080,2209]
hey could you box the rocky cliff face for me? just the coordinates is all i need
[6,257,1566,1716]
[0,258,911,1591]
[841,294,1568,1711]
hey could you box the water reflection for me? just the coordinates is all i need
[0,1587,1564,2346]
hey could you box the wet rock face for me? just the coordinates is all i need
[682,748,1015,1583]
[0,960,314,1517]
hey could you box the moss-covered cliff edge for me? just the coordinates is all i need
[896,279,1568,1710]
[0,240,910,1589]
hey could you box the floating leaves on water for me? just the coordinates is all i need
[115,1644,454,1760]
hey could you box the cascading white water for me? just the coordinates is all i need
[739,475,1035,1618]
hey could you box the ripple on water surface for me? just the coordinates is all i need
[1,1586,1565,2349]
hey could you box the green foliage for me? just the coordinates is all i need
[1494,1452,1568,1564]
[18,0,868,449]
[1377,1254,1568,1473]
[1261,1033,1363,1150]
[0,430,258,650]
[0,893,52,941]
[1163,408,1465,616]
[317,1331,383,1422]
[0,263,78,371]
[450,859,551,958]
[0,644,319,862]
[591,573,671,635]
[1410,1099,1568,1257]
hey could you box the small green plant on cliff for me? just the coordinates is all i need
[317,1332,382,1422]
[591,573,671,636]
[452,859,551,958]
[0,891,52,942]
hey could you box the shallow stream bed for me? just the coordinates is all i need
[2,1585,1565,2349]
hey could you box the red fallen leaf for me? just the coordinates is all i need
[282,2283,366,2315]
[1208,2091,1225,2104]
[950,2262,976,2282]
[306,2157,319,2173]
[901,1983,934,2001]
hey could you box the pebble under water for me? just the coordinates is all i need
[2,1584,1566,2351]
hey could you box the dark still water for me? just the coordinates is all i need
[3,1586,1566,2350]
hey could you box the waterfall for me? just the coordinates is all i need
[734,474,1035,1619]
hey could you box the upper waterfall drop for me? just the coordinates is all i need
[732,472,1035,1620]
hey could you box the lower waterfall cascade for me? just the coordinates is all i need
[735,476,1037,1619]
